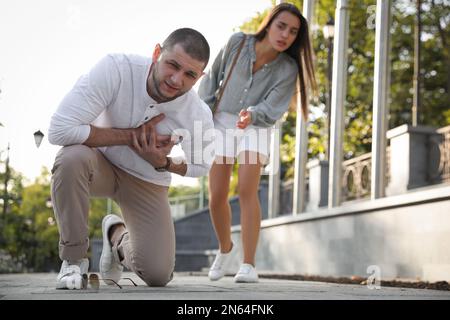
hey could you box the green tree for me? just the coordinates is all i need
[390,0,450,127]
[1,168,56,272]
[0,162,24,272]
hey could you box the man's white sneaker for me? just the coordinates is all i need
[100,214,125,285]
[56,258,89,289]
[234,263,259,283]
[208,243,235,281]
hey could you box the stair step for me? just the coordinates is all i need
[175,249,217,272]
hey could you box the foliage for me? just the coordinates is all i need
[169,185,201,198]
[0,161,25,272]
[390,0,450,127]
[1,167,56,272]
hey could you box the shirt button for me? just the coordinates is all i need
[244,89,248,92]
[240,100,243,104]
[145,116,149,120]
[149,105,154,108]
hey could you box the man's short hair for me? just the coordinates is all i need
[162,28,210,67]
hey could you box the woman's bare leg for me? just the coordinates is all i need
[208,158,234,253]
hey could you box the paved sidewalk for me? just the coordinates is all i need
[1,272,450,300]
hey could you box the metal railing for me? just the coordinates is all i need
[339,125,449,201]
[169,194,206,220]
[341,147,391,202]
[169,126,449,216]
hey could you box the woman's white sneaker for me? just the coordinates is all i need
[234,263,259,283]
[208,243,235,281]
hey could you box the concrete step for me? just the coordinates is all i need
[175,249,217,272]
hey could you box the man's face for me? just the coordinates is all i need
[147,43,205,103]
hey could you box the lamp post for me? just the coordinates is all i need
[0,120,9,246]
[32,130,44,271]
[199,176,206,209]
[412,0,421,126]
[1,143,10,226]
[323,18,335,159]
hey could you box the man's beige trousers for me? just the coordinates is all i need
[51,145,175,286]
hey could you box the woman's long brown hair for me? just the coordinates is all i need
[254,3,317,120]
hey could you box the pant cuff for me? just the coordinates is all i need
[59,239,89,261]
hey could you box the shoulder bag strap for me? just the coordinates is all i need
[212,36,246,114]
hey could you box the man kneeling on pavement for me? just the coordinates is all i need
[48,28,214,289]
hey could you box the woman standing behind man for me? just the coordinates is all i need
[198,3,317,283]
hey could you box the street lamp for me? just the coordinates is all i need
[199,176,207,210]
[323,18,335,40]
[323,18,335,160]
[412,0,422,126]
[33,130,44,148]
[31,130,44,271]
[0,123,10,247]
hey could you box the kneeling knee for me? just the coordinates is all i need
[131,257,174,287]
[137,268,173,287]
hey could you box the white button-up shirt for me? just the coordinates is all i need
[48,54,215,186]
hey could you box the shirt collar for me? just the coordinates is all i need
[248,36,257,62]
[248,35,286,69]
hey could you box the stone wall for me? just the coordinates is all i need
[224,185,450,282]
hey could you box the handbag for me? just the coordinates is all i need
[212,36,246,114]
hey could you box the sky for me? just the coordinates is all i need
[0,0,273,186]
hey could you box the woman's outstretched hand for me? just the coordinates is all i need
[236,109,252,129]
